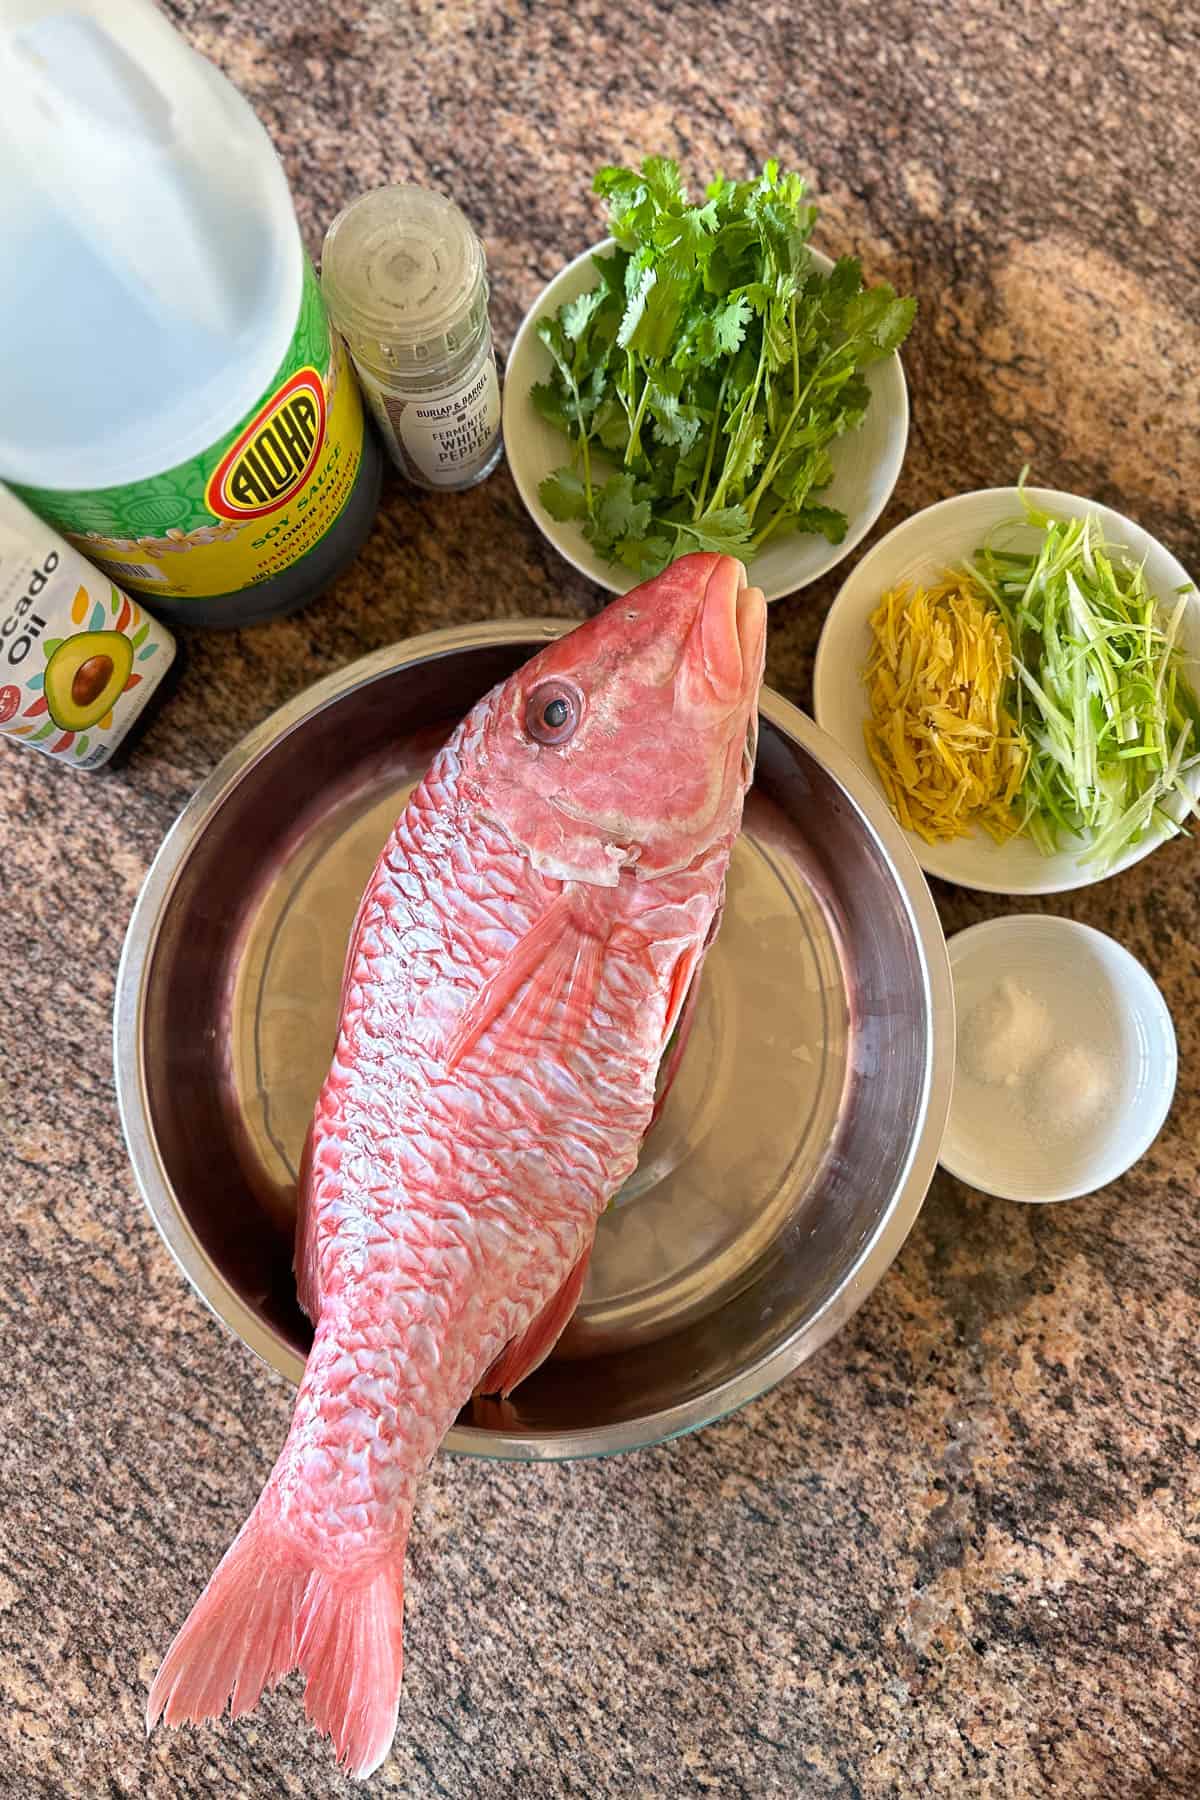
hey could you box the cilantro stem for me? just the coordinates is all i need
[749,504,789,552]
[790,295,800,407]
[709,333,768,513]
[616,355,638,445]
[560,363,593,507]
[692,369,729,520]
[626,356,652,464]
[741,344,840,523]
[579,423,593,509]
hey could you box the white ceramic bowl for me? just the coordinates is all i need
[502,238,909,602]
[812,486,1200,894]
[941,916,1177,1204]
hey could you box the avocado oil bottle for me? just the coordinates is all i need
[0,487,176,772]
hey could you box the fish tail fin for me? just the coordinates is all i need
[147,1509,405,1780]
[296,1557,405,1779]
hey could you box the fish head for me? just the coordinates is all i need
[469,553,767,885]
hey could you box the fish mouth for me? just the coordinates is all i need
[694,556,766,708]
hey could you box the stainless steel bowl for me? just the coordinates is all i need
[115,621,953,1459]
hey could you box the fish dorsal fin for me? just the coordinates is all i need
[444,890,605,1071]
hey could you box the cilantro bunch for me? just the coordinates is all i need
[533,157,917,580]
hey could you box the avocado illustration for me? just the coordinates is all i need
[44,630,134,732]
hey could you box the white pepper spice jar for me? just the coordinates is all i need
[320,186,503,493]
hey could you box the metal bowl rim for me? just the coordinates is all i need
[114,619,954,1461]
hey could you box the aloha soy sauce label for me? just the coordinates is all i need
[206,369,327,518]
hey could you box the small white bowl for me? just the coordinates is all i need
[812,486,1200,894]
[941,916,1177,1203]
[502,238,910,602]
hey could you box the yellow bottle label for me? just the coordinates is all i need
[8,262,366,607]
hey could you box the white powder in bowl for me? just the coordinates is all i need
[1028,1043,1115,1143]
[958,975,1055,1087]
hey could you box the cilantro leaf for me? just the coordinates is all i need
[704,219,759,296]
[617,259,656,349]
[538,468,591,522]
[817,255,863,327]
[717,400,766,501]
[619,262,692,360]
[535,315,572,381]
[673,506,753,555]
[641,155,685,208]
[652,201,719,266]
[560,286,606,344]
[670,429,710,498]
[711,293,752,355]
[792,504,848,543]
[615,532,675,577]
[585,473,652,554]
[643,369,702,454]
[843,284,918,362]
[529,379,574,433]
[593,167,653,242]
[590,248,628,296]
[593,393,631,454]
[763,274,800,370]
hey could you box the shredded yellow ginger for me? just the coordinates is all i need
[862,577,1028,845]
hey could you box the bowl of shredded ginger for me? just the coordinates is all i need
[862,576,1027,846]
[814,485,1200,894]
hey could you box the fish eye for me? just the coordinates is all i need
[524,680,581,747]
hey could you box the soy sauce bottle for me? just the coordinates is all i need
[0,0,381,628]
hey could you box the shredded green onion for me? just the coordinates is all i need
[970,495,1200,870]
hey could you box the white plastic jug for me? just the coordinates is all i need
[0,0,379,626]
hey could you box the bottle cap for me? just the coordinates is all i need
[320,185,489,380]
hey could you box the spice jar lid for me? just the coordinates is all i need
[321,185,489,379]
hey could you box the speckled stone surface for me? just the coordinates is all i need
[3,2,1199,1795]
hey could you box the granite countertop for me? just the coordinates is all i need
[3,2,1199,1795]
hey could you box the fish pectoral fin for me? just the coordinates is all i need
[496,921,604,1068]
[474,1244,593,1399]
[664,942,703,1046]
[293,1124,322,1323]
[445,893,604,1070]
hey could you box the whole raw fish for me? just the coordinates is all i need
[147,552,766,1777]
